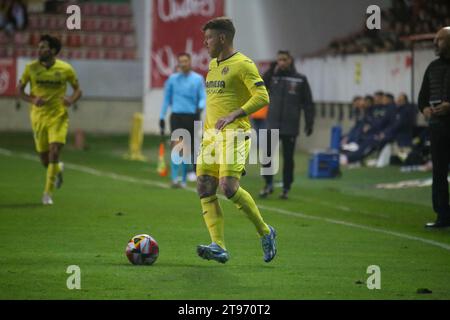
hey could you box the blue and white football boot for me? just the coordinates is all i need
[197,242,229,264]
[261,225,277,263]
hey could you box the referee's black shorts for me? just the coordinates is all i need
[170,113,198,164]
[170,113,196,138]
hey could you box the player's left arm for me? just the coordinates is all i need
[215,61,269,131]
[63,66,82,107]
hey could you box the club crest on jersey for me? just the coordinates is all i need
[221,67,230,76]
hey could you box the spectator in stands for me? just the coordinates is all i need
[371,93,416,165]
[340,92,395,165]
[364,95,374,109]
[9,0,27,31]
[418,26,450,228]
[341,96,365,146]
[260,50,315,200]
[0,0,27,33]
[375,93,416,166]
[159,53,206,188]
[352,94,374,141]
[365,91,394,137]
[325,0,450,55]
[389,93,416,148]
[0,0,14,33]
[372,93,396,140]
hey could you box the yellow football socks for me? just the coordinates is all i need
[230,187,270,237]
[200,195,226,249]
[44,163,59,195]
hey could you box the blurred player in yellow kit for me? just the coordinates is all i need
[196,17,277,263]
[18,34,82,205]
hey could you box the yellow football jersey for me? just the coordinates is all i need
[205,52,268,131]
[20,59,79,120]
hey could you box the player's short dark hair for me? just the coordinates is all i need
[374,90,384,96]
[40,34,62,55]
[177,52,191,59]
[202,17,235,41]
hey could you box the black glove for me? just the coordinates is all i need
[159,119,165,135]
[305,126,313,137]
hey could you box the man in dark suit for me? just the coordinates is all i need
[260,51,315,200]
[418,27,450,228]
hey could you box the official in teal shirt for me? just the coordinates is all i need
[159,53,206,188]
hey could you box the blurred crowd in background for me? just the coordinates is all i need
[340,91,431,169]
[325,0,450,55]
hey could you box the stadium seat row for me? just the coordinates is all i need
[0,32,136,49]
[0,46,137,60]
[28,15,135,33]
[68,2,132,17]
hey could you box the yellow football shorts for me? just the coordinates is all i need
[196,129,251,179]
[30,113,69,153]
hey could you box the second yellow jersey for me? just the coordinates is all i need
[20,59,79,121]
[205,52,267,131]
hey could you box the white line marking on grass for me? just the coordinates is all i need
[2,148,450,252]
[291,195,390,219]
[0,148,12,156]
[256,205,450,251]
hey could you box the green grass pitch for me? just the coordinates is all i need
[0,132,449,300]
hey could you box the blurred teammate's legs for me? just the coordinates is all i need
[44,143,63,195]
[280,135,297,199]
[33,117,65,204]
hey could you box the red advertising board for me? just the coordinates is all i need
[151,0,225,88]
[0,58,17,97]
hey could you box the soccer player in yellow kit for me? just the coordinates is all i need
[196,17,277,263]
[18,35,82,205]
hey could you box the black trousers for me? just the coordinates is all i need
[263,133,297,191]
[170,113,197,168]
[345,135,383,163]
[430,124,450,220]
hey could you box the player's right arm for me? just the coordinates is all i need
[17,64,45,107]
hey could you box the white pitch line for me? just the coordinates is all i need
[2,148,450,252]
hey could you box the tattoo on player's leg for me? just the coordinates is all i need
[197,175,219,199]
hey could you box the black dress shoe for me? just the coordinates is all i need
[425,220,450,229]
[279,190,289,200]
[259,185,274,198]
